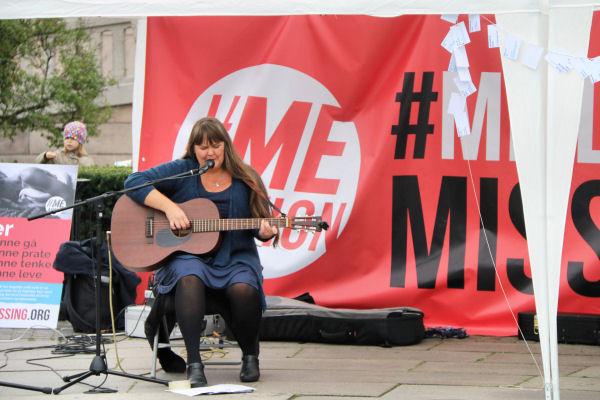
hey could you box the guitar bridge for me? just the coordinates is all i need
[145,212,154,244]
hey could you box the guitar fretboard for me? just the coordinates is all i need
[188,217,289,233]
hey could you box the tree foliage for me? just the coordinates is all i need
[0,18,113,147]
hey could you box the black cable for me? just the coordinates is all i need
[52,335,99,355]
[0,344,57,370]
[0,340,110,391]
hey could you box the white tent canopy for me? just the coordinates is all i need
[496,8,593,399]
[2,2,599,399]
[1,0,595,18]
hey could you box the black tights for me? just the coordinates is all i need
[174,275,262,364]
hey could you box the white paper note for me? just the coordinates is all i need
[545,48,573,73]
[441,14,459,24]
[448,92,466,115]
[570,56,591,78]
[453,77,477,97]
[448,92,471,137]
[521,44,544,70]
[442,22,471,53]
[455,110,471,137]
[502,33,522,60]
[487,25,499,48]
[453,46,469,68]
[451,21,471,47]
[468,14,481,33]
[589,56,600,83]
[448,53,457,72]
[457,66,472,82]
[441,28,458,53]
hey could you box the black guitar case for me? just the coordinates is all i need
[518,311,600,345]
[259,296,424,347]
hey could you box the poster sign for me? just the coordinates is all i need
[0,163,77,328]
[138,14,600,335]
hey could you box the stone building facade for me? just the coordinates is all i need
[0,18,137,167]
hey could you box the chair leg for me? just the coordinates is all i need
[151,328,159,378]
[146,294,186,374]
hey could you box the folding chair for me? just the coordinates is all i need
[145,290,241,378]
[149,315,240,378]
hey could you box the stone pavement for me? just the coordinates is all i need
[1,321,599,400]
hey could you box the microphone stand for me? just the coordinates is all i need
[15,161,214,394]
[0,381,52,395]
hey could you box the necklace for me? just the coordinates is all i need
[205,172,225,187]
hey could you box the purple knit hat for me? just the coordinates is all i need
[63,121,87,144]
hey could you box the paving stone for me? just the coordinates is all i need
[570,365,600,378]
[1,326,598,400]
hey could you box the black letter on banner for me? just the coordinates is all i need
[506,183,533,295]
[391,176,466,289]
[477,178,498,291]
[391,72,438,159]
[506,183,533,294]
[567,180,600,297]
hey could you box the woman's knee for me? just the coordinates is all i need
[176,274,205,293]
[227,282,258,298]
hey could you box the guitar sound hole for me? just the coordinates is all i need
[172,228,191,238]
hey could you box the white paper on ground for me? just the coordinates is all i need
[168,384,255,396]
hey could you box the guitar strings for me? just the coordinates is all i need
[149,217,322,233]
[149,218,318,224]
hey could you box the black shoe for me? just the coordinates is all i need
[240,355,260,382]
[157,348,187,373]
[187,362,207,387]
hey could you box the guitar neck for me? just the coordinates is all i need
[190,217,288,233]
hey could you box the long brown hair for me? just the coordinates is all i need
[182,117,280,245]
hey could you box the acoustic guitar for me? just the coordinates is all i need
[110,195,329,272]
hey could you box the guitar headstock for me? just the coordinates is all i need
[288,216,329,232]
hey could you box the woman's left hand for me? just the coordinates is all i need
[258,219,278,240]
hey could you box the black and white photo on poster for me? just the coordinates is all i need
[0,163,78,219]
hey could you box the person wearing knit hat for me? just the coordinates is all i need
[35,121,94,166]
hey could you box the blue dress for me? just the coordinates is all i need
[124,158,267,308]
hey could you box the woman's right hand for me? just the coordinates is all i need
[143,189,189,231]
[45,151,57,160]
[165,203,190,231]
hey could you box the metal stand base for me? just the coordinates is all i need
[0,381,52,394]
[53,354,168,394]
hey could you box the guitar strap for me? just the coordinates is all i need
[243,179,286,217]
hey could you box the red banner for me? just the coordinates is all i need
[139,14,600,335]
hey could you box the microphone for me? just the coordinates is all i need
[196,159,215,175]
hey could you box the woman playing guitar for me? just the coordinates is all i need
[124,117,279,387]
